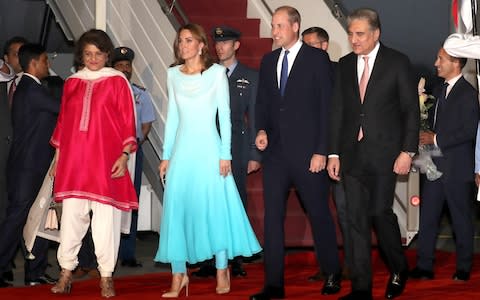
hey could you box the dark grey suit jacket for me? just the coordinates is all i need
[329,44,419,173]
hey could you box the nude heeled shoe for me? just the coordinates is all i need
[51,269,72,294]
[100,277,116,298]
[162,274,189,298]
[215,269,230,294]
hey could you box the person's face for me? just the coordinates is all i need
[114,60,132,80]
[82,44,108,71]
[302,32,328,50]
[178,29,204,61]
[434,48,458,81]
[271,10,299,49]
[214,40,239,64]
[33,52,50,80]
[4,42,24,74]
[347,18,379,56]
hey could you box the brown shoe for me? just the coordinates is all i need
[51,269,72,294]
[100,277,115,298]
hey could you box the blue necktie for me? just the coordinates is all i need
[434,82,448,130]
[280,50,289,96]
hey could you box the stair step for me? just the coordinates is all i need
[179,0,247,18]
[236,37,272,58]
[189,16,261,37]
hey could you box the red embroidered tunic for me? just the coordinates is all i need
[51,68,138,211]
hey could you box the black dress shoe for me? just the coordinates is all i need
[0,278,12,288]
[191,264,216,278]
[307,270,324,282]
[121,259,143,268]
[385,271,407,299]
[339,290,373,300]
[24,274,57,286]
[231,264,247,277]
[321,273,341,295]
[2,270,13,282]
[452,270,470,281]
[249,286,285,300]
[409,266,434,279]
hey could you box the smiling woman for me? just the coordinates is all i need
[49,29,138,298]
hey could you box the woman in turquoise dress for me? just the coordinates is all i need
[155,23,261,297]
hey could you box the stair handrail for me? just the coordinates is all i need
[157,0,189,30]
[323,0,348,30]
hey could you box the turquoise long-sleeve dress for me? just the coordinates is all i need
[155,63,261,265]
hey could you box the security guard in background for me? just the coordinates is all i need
[112,46,156,268]
[192,25,261,278]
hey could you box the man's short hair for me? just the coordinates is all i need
[347,8,381,32]
[3,36,28,56]
[301,27,329,42]
[18,43,46,72]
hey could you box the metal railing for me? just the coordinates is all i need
[157,0,189,30]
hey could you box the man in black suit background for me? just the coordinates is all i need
[0,43,59,287]
[327,8,419,300]
[410,48,479,282]
[250,6,341,300]
[301,26,350,283]
[0,36,28,284]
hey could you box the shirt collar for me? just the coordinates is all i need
[24,72,41,84]
[282,38,303,56]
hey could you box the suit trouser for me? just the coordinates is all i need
[0,170,49,279]
[57,198,122,277]
[262,153,340,289]
[343,170,407,291]
[119,146,143,261]
[417,179,474,272]
[332,180,349,265]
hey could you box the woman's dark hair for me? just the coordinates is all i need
[74,29,114,69]
[171,23,213,72]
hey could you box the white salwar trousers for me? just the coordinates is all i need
[57,198,122,277]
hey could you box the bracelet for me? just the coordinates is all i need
[122,151,130,159]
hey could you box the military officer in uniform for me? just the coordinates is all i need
[112,46,156,268]
[192,25,261,278]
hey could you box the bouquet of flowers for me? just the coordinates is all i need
[412,77,443,181]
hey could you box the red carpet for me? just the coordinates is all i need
[1,249,478,299]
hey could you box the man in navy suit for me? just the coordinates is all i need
[327,8,419,300]
[0,43,59,287]
[250,6,341,300]
[410,48,479,282]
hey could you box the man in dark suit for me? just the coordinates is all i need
[0,36,28,284]
[0,43,59,287]
[250,6,341,300]
[327,8,419,300]
[301,26,349,283]
[410,48,479,282]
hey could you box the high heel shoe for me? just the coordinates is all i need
[51,269,72,294]
[216,269,230,294]
[100,277,115,298]
[162,273,189,298]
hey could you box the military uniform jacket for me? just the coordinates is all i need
[229,62,261,164]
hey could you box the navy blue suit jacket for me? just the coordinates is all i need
[255,43,332,163]
[429,76,479,182]
[7,75,59,185]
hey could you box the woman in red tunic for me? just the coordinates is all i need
[50,29,137,298]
